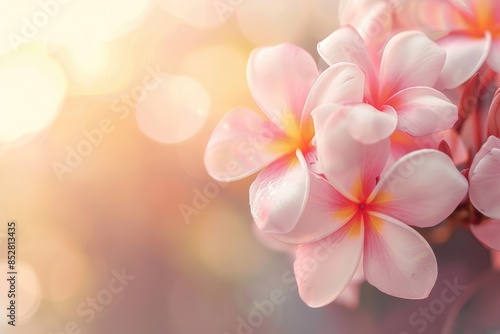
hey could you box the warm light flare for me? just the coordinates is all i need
[136,75,210,144]
[0,51,66,142]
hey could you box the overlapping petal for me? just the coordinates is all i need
[247,43,319,125]
[386,87,457,137]
[302,62,366,123]
[274,174,356,244]
[378,31,445,97]
[369,150,468,228]
[249,150,310,234]
[486,39,500,73]
[437,32,492,89]
[345,104,398,144]
[363,213,438,299]
[469,137,500,219]
[317,25,378,92]
[294,218,364,308]
[470,219,500,251]
[315,109,391,201]
[204,107,286,181]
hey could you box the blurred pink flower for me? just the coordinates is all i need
[204,43,365,234]
[398,0,500,89]
[318,26,457,144]
[276,108,468,307]
[469,136,500,251]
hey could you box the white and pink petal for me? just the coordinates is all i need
[294,217,364,308]
[379,31,446,97]
[436,32,491,89]
[363,212,438,299]
[317,25,378,93]
[346,104,398,144]
[315,108,391,201]
[274,174,356,244]
[469,140,500,219]
[302,62,366,124]
[486,38,500,73]
[247,43,319,125]
[369,149,468,228]
[205,107,286,181]
[250,149,310,234]
[386,87,458,137]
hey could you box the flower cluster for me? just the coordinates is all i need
[205,0,500,307]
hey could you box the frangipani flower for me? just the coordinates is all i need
[398,0,500,89]
[277,108,468,307]
[318,26,457,144]
[204,43,365,234]
[469,136,500,251]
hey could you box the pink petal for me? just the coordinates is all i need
[431,129,469,166]
[317,26,378,98]
[370,150,468,228]
[437,32,491,89]
[274,174,356,244]
[310,103,343,137]
[389,129,469,168]
[205,107,285,181]
[386,87,458,137]
[315,108,391,201]
[363,212,437,299]
[302,62,366,124]
[470,136,500,172]
[469,140,500,219]
[247,43,319,125]
[487,39,500,73]
[379,31,445,98]
[250,150,310,234]
[346,103,398,144]
[294,218,364,308]
[487,88,500,138]
[470,219,500,251]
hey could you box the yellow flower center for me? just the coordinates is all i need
[463,1,500,38]
[268,113,314,157]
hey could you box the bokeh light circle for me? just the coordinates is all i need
[0,51,67,143]
[136,75,210,144]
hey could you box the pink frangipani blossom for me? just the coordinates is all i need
[276,107,468,307]
[318,26,457,144]
[398,0,500,89]
[204,43,365,234]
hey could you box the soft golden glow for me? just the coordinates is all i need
[0,51,66,142]
[268,113,314,156]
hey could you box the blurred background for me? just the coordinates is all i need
[0,1,499,333]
